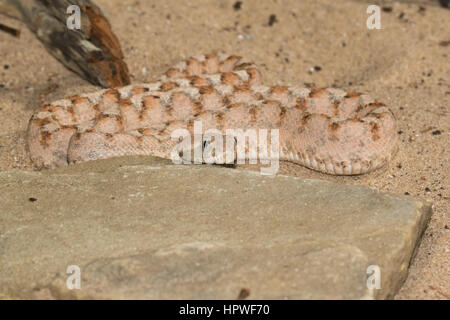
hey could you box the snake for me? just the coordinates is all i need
[27,53,397,175]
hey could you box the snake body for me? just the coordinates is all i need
[27,53,397,175]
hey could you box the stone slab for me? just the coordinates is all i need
[0,157,432,299]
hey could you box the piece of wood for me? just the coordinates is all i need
[0,22,20,37]
[0,0,130,88]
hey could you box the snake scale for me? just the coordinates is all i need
[27,53,397,175]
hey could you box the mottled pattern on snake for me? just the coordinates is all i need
[27,53,397,175]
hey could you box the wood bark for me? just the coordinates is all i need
[0,0,130,88]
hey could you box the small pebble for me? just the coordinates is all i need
[268,14,278,26]
[439,0,449,9]
[233,1,242,11]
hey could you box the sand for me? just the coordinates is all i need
[0,0,448,299]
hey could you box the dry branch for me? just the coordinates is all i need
[0,0,130,88]
[0,22,20,37]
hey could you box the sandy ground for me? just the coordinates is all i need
[0,0,448,299]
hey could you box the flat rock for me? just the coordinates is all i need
[0,157,432,299]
